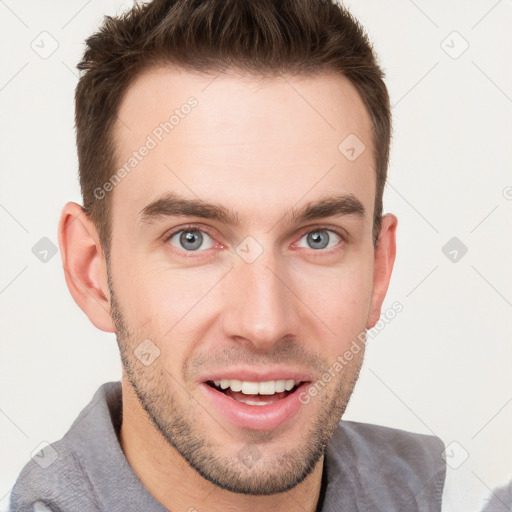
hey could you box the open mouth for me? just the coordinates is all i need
[206,379,304,406]
[201,376,311,430]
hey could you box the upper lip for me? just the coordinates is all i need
[200,368,313,384]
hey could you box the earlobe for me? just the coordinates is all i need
[58,202,115,333]
[366,213,398,330]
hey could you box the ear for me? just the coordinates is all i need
[366,213,398,329]
[58,202,115,332]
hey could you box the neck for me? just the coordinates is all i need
[119,378,324,512]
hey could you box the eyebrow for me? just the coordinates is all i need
[139,192,365,226]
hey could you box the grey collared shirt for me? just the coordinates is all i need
[10,381,446,511]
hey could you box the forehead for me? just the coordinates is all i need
[111,66,375,229]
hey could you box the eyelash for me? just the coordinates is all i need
[163,223,346,257]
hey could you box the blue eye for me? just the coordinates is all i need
[168,229,214,251]
[296,229,341,250]
[165,226,343,255]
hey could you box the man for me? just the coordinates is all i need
[10,0,446,510]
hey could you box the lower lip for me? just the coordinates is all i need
[201,382,309,431]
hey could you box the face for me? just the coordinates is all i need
[106,66,386,494]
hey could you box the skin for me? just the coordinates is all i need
[59,66,397,512]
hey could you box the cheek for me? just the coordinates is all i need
[294,262,374,345]
[111,258,225,345]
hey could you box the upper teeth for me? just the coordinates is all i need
[213,379,299,395]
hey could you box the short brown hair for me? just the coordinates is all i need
[75,0,391,253]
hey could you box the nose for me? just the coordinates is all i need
[221,247,300,351]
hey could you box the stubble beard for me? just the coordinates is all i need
[108,274,364,495]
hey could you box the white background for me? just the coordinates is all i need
[0,1,511,511]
